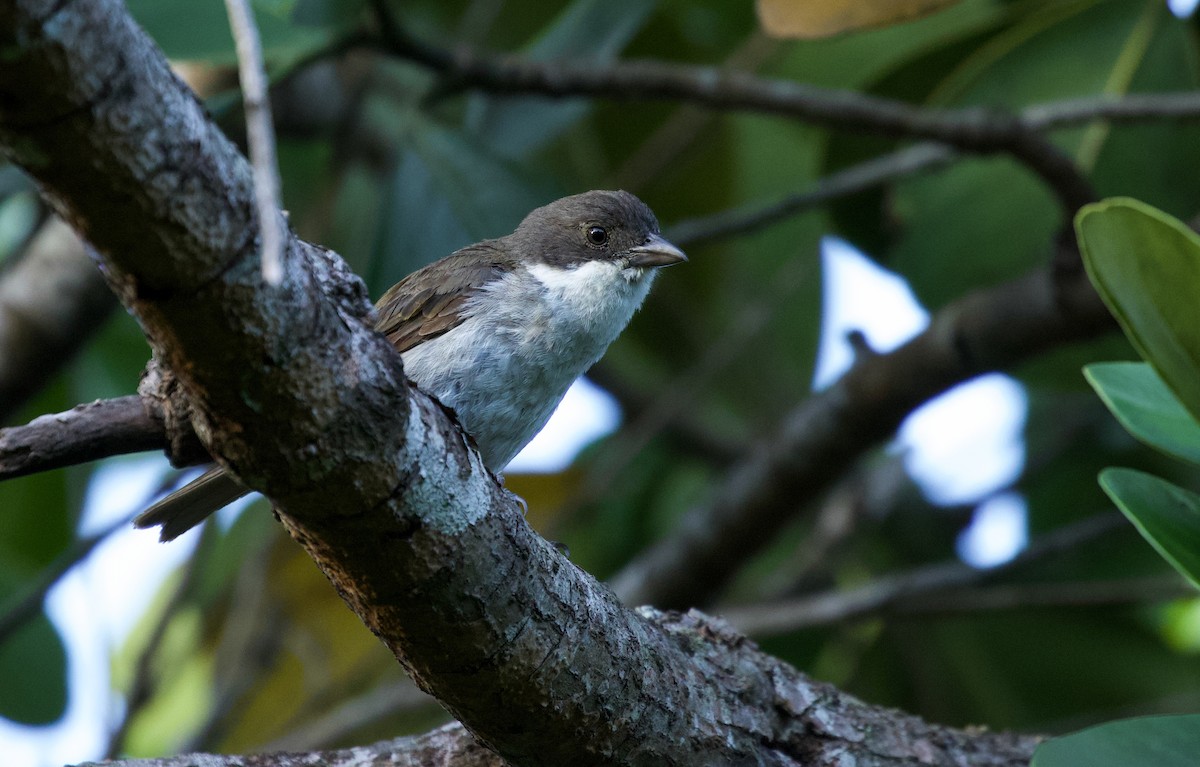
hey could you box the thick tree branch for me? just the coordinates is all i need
[83,722,507,767]
[0,2,1043,764]
[611,254,1117,608]
[79,612,1041,767]
[0,395,165,479]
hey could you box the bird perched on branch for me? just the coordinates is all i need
[136,190,686,541]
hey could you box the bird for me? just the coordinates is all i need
[135,189,686,541]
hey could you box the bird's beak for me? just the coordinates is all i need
[626,233,688,269]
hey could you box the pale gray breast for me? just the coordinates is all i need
[400,262,655,471]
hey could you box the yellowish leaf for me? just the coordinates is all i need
[756,0,963,39]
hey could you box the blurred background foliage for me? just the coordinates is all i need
[4,0,1200,762]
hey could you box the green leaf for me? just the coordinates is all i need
[126,0,330,64]
[1033,714,1200,767]
[368,116,554,289]
[465,0,657,157]
[1090,6,1200,219]
[252,0,295,18]
[1098,467,1200,590]
[1076,197,1200,422]
[0,614,67,724]
[889,156,1058,308]
[1084,362,1200,466]
[290,0,369,27]
[883,1,1187,310]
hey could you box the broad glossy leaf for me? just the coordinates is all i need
[1084,362,1200,466]
[126,0,330,64]
[886,1,1182,310]
[1033,714,1200,767]
[757,0,962,40]
[1099,467,1200,590]
[1076,198,1200,422]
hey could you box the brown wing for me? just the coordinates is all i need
[373,242,514,354]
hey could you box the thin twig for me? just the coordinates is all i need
[668,142,954,247]
[224,0,285,284]
[1024,90,1200,131]
[0,396,165,481]
[721,512,1128,637]
[369,13,1095,212]
[895,575,1193,615]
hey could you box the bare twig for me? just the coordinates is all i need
[0,396,165,481]
[721,512,1129,637]
[1024,90,1200,131]
[667,142,954,247]
[896,575,1194,615]
[369,14,1095,212]
[224,0,285,284]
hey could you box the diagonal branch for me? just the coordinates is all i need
[611,251,1117,609]
[369,8,1095,212]
[668,142,955,247]
[0,2,1042,765]
[1023,90,1200,130]
[720,512,1128,637]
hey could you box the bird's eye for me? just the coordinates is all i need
[586,226,608,246]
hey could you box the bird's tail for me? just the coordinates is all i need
[135,466,249,541]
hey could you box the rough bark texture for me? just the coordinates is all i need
[77,614,1041,767]
[0,395,164,478]
[0,1,1042,765]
